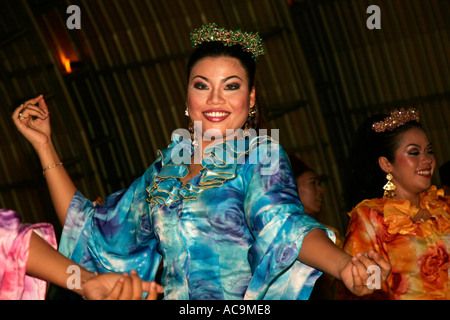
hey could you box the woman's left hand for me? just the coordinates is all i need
[339,250,391,296]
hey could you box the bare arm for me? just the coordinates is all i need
[12,95,77,224]
[27,231,92,296]
[36,143,77,225]
[27,232,163,299]
[298,228,351,279]
[297,228,391,296]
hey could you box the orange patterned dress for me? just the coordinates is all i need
[342,186,450,300]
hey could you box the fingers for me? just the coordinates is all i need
[356,250,391,280]
[143,281,164,300]
[37,95,49,113]
[129,270,144,300]
[351,264,363,288]
[103,273,133,300]
[12,94,48,122]
[104,276,125,300]
[25,94,44,106]
[353,252,373,269]
[350,250,391,296]
[107,270,163,300]
[351,254,370,290]
[129,270,164,300]
[367,250,391,280]
[22,104,48,120]
[11,103,25,120]
[144,282,158,300]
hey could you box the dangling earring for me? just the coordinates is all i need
[248,106,257,118]
[188,120,198,153]
[383,173,396,198]
[243,106,257,138]
[186,104,198,152]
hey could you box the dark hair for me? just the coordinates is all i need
[187,42,256,88]
[288,154,313,179]
[186,41,265,130]
[342,114,424,211]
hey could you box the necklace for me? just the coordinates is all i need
[411,208,431,223]
[392,195,430,222]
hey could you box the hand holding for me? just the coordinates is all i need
[340,250,391,296]
[82,270,163,300]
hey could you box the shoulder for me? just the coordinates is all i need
[348,198,386,219]
[355,197,386,208]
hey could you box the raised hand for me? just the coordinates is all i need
[11,94,51,148]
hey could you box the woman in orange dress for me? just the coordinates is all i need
[339,108,449,299]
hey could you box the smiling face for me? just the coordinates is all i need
[296,170,324,216]
[187,57,255,147]
[381,127,436,203]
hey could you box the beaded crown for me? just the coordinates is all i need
[190,23,264,61]
[372,108,420,133]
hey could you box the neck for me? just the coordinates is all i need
[393,191,421,208]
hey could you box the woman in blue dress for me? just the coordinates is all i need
[12,23,390,299]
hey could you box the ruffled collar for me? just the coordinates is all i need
[368,186,450,238]
[146,133,274,205]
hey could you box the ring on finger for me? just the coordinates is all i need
[19,104,29,120]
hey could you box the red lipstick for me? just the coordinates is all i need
[202,109,230,122]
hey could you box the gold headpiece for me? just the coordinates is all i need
[190,23,264,61]
[372,108,420,133]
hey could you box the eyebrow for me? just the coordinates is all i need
[191,75,243,82]
[404,142,433,149]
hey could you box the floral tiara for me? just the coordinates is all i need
[190,23,265,61]
[372,108,420,133]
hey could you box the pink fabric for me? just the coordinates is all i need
[0,209,57,300]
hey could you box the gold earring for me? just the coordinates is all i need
[244,106,256,129]
[243,107,256,138]
[248,106,256,118]
[383,173,396,198]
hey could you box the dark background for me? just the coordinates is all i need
[0,0,449,237]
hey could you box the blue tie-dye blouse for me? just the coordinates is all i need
[59,134,334,300]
